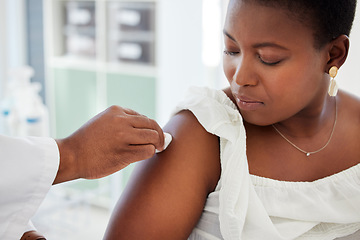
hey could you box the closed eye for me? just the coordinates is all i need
[258,55,282,66]
[224,50,239,56]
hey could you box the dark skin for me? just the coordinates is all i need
[222,0,360,181]
[53,106,165,184]
[104,110,221,239]
[103,1,360,239]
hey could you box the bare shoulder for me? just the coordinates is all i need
[339,90,360,126]
[161,110,221,190]
[103,110,221,240]
[337,90,360,163]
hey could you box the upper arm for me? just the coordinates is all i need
[103,110,221,240]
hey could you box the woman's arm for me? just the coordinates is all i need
[103,110,221,240]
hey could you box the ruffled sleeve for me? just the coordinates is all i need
[174,87,322,239]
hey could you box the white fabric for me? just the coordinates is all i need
[173,87,360,240]
[24,221,37,233]
[0,134,59,240]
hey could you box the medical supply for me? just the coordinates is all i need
[156,132,172,153]
[18,83,49,137]
[0,66,49,137]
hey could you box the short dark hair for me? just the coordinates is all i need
[244,0,357,49]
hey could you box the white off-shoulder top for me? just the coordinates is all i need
[173,87,360,240]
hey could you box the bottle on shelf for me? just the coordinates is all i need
[0,66,49,137]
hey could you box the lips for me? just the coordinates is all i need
[234,95,264,111]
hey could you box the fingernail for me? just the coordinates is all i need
[155,132,172,153]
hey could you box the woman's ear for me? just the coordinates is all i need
[326,35,349,72]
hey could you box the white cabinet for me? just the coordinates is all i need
[44,0,158,138]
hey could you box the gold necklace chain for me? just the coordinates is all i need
[272,99,337,157]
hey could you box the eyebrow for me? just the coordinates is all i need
[223,29,289,51]
[223,29,236,42]
[252,42,289,51]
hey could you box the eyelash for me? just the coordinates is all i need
[224,50,282,66]
[258,56,282,66]
[223,50,239,56]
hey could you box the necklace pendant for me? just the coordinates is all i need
[306,153,311,157]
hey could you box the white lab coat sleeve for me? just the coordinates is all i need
[0,134,60,239]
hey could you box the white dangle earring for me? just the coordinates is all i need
[328,66,339,97]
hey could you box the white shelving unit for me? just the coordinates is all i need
[44,0,158,139]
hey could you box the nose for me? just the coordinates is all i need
[232,56,258,87]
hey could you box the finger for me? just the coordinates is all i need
[123,107,140,116]
[153,124,165,151]
[105,105,138,116]
[128,116,165,150]
[129,115,158,129]
[107,105,142,118]
[126,128,162,148]
[156,133,172,153]
[126,144,157,163]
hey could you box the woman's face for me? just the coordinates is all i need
[223,0,330,126]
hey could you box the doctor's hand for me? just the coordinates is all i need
[53,106,165,184]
